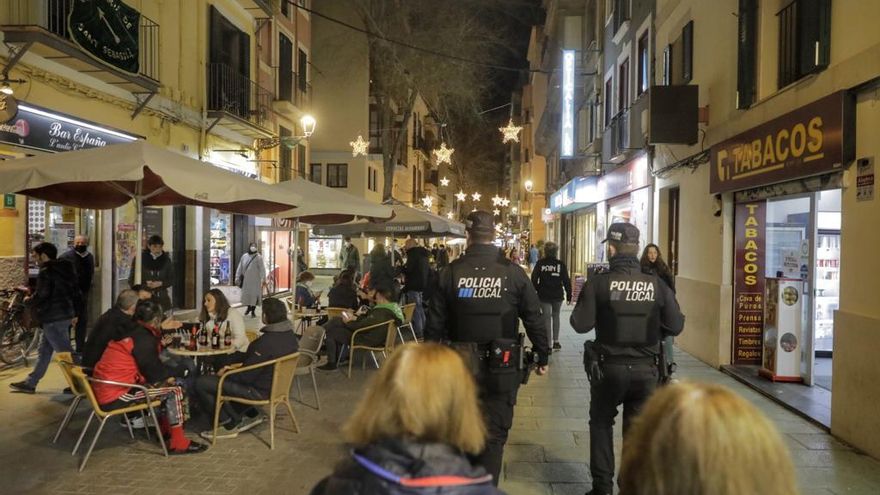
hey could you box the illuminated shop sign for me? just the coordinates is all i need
[0,103,138,152]
[560,50,575,158]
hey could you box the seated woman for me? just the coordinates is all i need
[619,382,798,495]
[91,300,207,455]
[310,343,502,493]
[295,271,322,308]
[328,270,360,310]
[199,289,248,363]
[317,284,403,372]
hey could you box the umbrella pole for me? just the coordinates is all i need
[291,219,299,322]
[134,197,143,286]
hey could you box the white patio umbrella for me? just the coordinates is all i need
[0,140,303,284]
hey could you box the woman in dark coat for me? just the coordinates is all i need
[310,344,503,495]
[640,243,677,377]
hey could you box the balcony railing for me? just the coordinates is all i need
[3,0,159,83]
[603,111,630,161]
[208,63,272,131]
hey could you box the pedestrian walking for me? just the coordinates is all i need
[528,243,540,271]
[129,235,174,314]
[570,223,684,495]
[427,210,550,485]
[640,243,678,380]
[437,244,450,268]
[339,236,361,277]
[531,242,572,350]
[60,234,94,353]
[402,238,430,339]
[367,244,396,291]
[236,242,267,318]
[10,242,81,394]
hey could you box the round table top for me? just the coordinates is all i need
[295,311,328,319]
[167,345,237,357]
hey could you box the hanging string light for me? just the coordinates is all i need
[499,119,523,144]
[349,135,369,157]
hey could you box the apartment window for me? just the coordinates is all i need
[777,0,831,89]
[371,168,379,192]
[327,163,348,188]
[367,167,373,191]
[278,34,294,102]
[279,127,292,182]
[208,7,250,117]
[681,21,693,83]
[612,0,630,33]
[281,0,290,18]
[604,75,614,127]
[589,100,597,142]
[298,49,308,92]
[662,44,672,85]
[637,30,650,95]
[369,105,381,152]
[297,145,306,178]
[618,58,629,113]
[737,0,759,108]
[309,163,322,184]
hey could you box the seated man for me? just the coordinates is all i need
[91,300,207,455]
[195,298,299,440]
[81,289,140,369]
[318,284,404,372]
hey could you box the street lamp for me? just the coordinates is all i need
[300,114,317,137]
[256,114,317,151]
[524,179,534,193]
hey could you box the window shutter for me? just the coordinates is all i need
[737,0,758,109]
[681,21,694,83]
[797,0,831,76]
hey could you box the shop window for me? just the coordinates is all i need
[777,0,831,89]
[737,0,759,108]
[209,211,233,286]
[310,163,322,184]
[327,163,348,188]
[637,30,650,96]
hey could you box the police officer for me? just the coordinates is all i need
[426,210,551,486]
[570,223,684,495]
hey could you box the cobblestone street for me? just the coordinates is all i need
[1,306,879,495]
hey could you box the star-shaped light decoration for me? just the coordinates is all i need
[491,195,502,207]
[349,135,369,157]
[472,207,478,212]
[440,176,450,187]
[433,142,454,164]
[471,192,482,202]
[455,190,467,202]
[422,195,433,209]
[494,223,503,232]
[499,119,523,144]
[500,198,511,207]
[446,212,454,219]
[493,208,501,216]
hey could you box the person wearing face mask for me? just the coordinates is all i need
[295,271,322,309]
[129,235,175,314]
[61,234,96,353]
[236,242,267,318]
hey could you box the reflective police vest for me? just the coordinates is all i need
[448,259,516,343]
[595,271,662,347]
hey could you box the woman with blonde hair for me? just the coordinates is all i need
[618,382,798,495]
[310,343,503,494]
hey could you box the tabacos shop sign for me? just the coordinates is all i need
[710,91,854,194]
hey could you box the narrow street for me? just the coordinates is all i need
[1,304,879,495]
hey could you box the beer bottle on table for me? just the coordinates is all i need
[223,323,233,347]
[198,324,208,347]
[189,328,198,351]
[211,324,220,349]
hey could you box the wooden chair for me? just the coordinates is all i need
[70,367,166,472]
[346,320,398,378]
[245,330,259,342]
[294,325,325,410]
[52,353,87,444]
[325,307,348,320]
[210,352,301,450]
[397,303,418,343]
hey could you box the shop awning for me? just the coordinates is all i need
[311,200,466,238]
[269,179,394,225]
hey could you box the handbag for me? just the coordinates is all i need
[238,254,256,288]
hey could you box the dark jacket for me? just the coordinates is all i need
[295,283,318,308]
[368,251,397,290]
[60,249,95,295]
[641,262,676,292]
[570,256,684,358]
[426,244,550,366]
[129,250,174,309]
[310,439,504,495]
[81,307,139,369]
[91,322,171,404]
[329,284,360,310]
[32,258,81,324]
[403,246,431,292]
[227,320,299,397]
[341,244,362,273]
[530,257,572,303]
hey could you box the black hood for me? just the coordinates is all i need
[357,438,489,481]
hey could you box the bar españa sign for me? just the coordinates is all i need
[710,91,854,194]
[733,201,766,365]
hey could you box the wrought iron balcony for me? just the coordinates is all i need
[207,63,274,138]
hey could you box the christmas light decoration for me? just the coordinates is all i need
[433,142,454,164]
[422,196,433,208]
[491,195,502,207]
[493,208,500,216]
[349,135,369,157]
[455,190,467,202]
[499,119,523,144]
[447,211,454,219]
[440,176,450,187]
[471,192,481,202]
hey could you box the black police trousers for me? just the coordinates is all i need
[588,361,657,494]
[474,385,518,486]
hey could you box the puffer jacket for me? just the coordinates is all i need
[32,258,81,324]
[310,439,505,495]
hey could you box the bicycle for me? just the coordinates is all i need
[0,287,42,366]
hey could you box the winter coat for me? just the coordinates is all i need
[226,320,299,397]
[340,244,362,273]
[368,251,397,290]
[129,250,175,311]
[329,284,360,310]
[201,309,248,353]
[32,258,81,324]
[81,307,138,369]
[296,283,318,308]
[236,252,266,306]
[60,248,95,295]
[310,438,503,495]
[531,257,573,303]
[92,323,171,404]
[641,262,676,292]
[403,246,431,292]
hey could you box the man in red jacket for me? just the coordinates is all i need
[92,300,206,455]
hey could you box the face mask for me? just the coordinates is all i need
[249,247,258,253]
[74,245,88,254]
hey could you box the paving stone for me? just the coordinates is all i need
[551,482,593,495]
[790,433,853,451]
[498,480,553,495]
[505,461,590,482]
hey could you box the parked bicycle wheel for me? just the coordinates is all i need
[0,320,29,365]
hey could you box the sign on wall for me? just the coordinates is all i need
[710,91,854,194]
[0,103,137,152]
[857,157,875,202]
[68,0,141,75]
[733,201,767,365]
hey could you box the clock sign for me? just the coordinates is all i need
[68,0,141,75]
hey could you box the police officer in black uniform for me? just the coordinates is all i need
[426,210,551,486]
[570,223,684,495]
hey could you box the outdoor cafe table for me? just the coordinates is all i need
[293,310,328,335]
[167,345,236,372]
